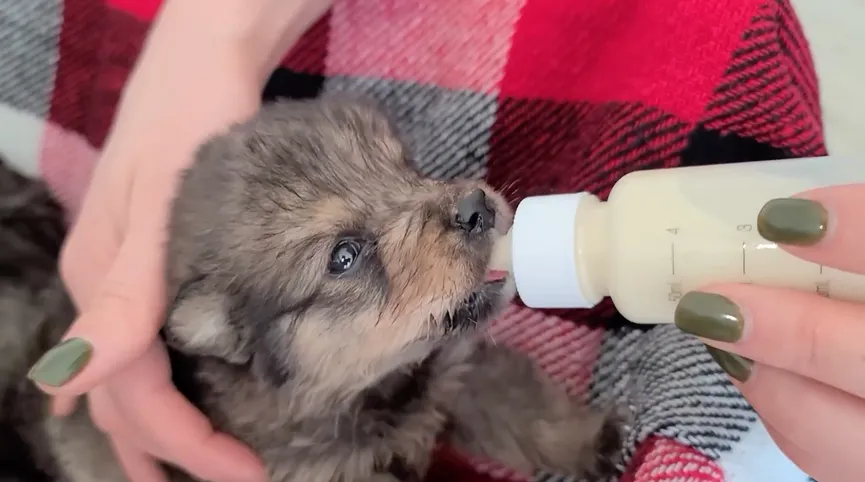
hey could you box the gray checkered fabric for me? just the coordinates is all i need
[0,0,62,116]
[591,326,757,461]
[324,75,497,181]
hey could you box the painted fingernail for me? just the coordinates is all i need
[675,292,744,342]
[757,198,828,246]
[28,338,93,387]
[704,345,753,383]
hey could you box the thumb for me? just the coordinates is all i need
[29,231,167,396]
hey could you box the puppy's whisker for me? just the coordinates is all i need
[499,179,520,199]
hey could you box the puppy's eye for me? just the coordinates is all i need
[328,239,364,274]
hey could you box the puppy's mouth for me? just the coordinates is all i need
[439,269,511,333]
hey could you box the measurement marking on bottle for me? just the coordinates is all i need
[736,224,753,276]
[668,281,683,302]
[820,264,824,274]
[816,281,830,298]
[670,243,676,275]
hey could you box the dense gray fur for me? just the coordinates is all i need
[0,99,623,482]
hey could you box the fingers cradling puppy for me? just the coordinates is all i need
[0,99,624,482]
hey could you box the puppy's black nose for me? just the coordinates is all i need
[455,188,495,234]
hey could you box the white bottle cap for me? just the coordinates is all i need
[511,192,596,309]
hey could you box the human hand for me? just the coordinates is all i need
[25,1,332,481]
[673,183,865,482]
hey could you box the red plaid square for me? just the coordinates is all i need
[325,0,526,93]
[502,0,759,122]
[701,0,825,157]
[105,0,161,21]
[486,98,692,203]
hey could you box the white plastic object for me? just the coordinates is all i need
[510,193,595,309]
[491,156,865,324]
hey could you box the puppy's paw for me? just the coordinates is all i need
[533,406,625,479]
[583,409,626,480]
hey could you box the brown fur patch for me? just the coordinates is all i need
[0,99,624,482]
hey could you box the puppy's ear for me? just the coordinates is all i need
[319,95,412,169]
[369,107,415,172]
[164,279,252,364]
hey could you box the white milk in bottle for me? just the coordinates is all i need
[489,157,865,324]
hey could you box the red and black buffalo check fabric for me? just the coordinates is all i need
[0,0,826,480]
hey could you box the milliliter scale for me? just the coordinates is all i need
[494,156,865,323]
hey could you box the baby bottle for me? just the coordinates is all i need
[490,157,865,324]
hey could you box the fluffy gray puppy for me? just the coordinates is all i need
[0,99,622,482]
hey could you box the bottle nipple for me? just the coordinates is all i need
[490,192,598,309]
[489,229,512,273]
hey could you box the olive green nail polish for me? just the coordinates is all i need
[28,338,93,387]
[705,345,753,383]
[674,292,744,342]
[757,198,828,246]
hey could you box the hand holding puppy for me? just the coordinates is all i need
[26,1,332,481]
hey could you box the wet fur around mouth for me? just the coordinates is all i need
[0,98,624,482]
[441,279,508,333]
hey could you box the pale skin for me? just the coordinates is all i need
[26,0,865,480]
[34,0,332,481]
[690,184,865,482]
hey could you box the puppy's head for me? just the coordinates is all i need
[163,99,514,391]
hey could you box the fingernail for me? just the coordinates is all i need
[704,345,753,383]
[28,338,93,387]
[675,292,744,342]
[757,198,828,246]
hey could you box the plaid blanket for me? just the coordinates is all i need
[0,0,827,480]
